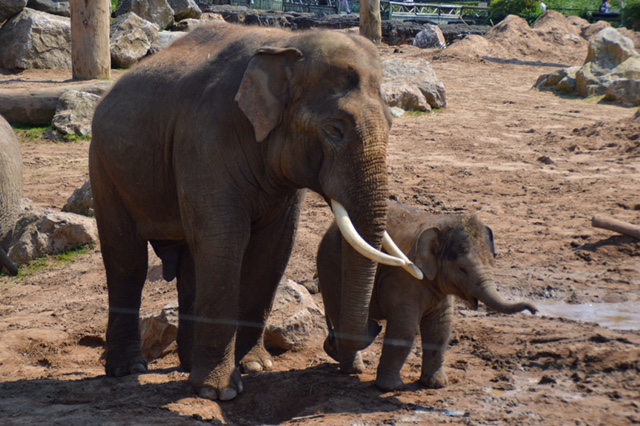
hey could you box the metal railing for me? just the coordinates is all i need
[380,1,489,24]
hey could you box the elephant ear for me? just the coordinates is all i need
[413,227,440,282]
[484,225,497,258]
[235,46,303,142]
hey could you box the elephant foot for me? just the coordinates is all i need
[239,345,273,374]
[420,369,448,389]
[190,367,243,401]
[375,371,405,391]
[338,352,364,374]
[105,350,148,377]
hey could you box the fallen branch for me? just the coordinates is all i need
[591,215,640,240]
[0,81,112,126]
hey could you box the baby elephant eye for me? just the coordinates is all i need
[459,267,469,276]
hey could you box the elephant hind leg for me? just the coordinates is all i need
[175,243,196,372]
[94,192,149,377]
[0,246,18,276]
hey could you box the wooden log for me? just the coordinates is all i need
[0,82,112,125]
[70,0,111,80]
[592,215,640,240]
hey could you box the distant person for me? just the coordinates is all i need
[340,0,351,14]
[540,1,547,11]
[599,0,611,13]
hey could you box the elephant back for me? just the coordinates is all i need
[0,115,23,248]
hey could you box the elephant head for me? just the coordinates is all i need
[410,214,537,315]
[0,115,22,277]
[234,32,413,351]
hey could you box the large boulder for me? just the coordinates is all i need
[9,203,98,264]
[381,57,447,111]
[26,0,69,17]
[0,8,71,69]
[0,0,26,23]
[114,0,174,30]
[110,12,159,69]
[167,0,200,21]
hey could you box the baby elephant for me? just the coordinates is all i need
[317,201,537,391]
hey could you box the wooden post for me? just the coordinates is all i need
[70,0,111,80]
[360,0,382,44]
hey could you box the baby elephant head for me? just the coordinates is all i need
[411,215,537,315]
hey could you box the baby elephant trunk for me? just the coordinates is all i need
[474,281,538,315]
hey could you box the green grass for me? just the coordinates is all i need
[10,245,95,281]
[12,124,91,143]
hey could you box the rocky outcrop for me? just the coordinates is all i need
[26,0,69,17]
[0,0,27,23]
[413,24,446,49]
[535,27,640,106]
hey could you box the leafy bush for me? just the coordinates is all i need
[489,0,545,25]
[622,0,640,29]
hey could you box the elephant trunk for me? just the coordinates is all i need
[473,281,538,315]
[335,132,389,353]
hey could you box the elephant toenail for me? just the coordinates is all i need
[199,387,219,400]
[130,363,147,374]
[219,387,238,401]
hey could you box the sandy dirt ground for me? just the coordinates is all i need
[1,16,639,426]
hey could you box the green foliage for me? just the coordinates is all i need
[489,0,545,24]
[111,0,120,12]
[622,0,640,29]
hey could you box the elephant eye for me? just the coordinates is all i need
[459,267,468,276]
[322,123,345,146]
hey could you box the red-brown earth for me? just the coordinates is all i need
[1,15,639,426]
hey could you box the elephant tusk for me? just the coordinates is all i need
[382,232,424,280]
[331,200,406,267]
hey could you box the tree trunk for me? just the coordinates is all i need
[359,0,382,44]
[71,0,111,80]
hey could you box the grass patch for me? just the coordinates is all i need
[12,124,91,143]
[10,244,95,281]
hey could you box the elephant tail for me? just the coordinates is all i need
[0,247,18,276]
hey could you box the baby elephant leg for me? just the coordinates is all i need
[419,296,454,389]
[375,310,420,390]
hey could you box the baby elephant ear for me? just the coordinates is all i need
[414,227,440,282]
[235,47,303,142]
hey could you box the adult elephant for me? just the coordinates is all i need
[90,23,414,401]
[0,115,22,277]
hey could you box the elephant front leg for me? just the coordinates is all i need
[375,309,421,391]
[236,197,303,374]
[419,296,454,389]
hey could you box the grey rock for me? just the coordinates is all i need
[167,0,201,21]
[26,0,69,17]
[114,0,174,30]
[150,30,185,53]
[264,279,325,351]
[62,180,93,217]
[9,205,98,264]
[0,8,71,69]
[140,303,178,361]
[0,0,26,23]
[382,57,447,111]
[413,24,446,49]
[52,90,101,136]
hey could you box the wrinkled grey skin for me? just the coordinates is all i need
[0,115,22,276]
[318,202,538,391]
[90,24,392,400]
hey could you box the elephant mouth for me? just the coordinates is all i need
[465,297,479,310]
[331,200,423,279]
